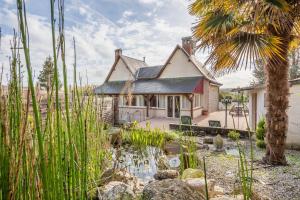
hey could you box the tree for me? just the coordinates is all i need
[289,48,300,79]
[252,50,300,84]
[252,59,265,85]
[38,56,61,90]
[190,0,300,165]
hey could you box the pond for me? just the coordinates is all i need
[112,145,180,183]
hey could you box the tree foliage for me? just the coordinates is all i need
[38,56,61,90]
[252,51,300,85]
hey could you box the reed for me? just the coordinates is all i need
[0,1,111,199]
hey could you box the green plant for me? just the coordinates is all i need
[0,1,111,199]
[256,140,266,149]
[179,137,200,173]
[122,126,166,148]
[237,142,253,200]
[38,56,62,90]
[256,118,266,148]
[228,131,240,141]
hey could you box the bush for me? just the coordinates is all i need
[256,118,266,148]
[228,131,240,141]
[256,140,266,148]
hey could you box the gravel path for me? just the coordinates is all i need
[194,138,300,200]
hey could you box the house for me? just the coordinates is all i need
[94,37,222,124]
[239,78,300,148]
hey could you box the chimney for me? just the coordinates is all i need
[182,36,195,55]
[115,48,122,61]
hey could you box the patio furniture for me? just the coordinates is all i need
[180,115,192,125]
[208,120,221,128]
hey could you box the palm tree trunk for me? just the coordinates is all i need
[263,29,291,165]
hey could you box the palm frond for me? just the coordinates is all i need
[205,32,284,75]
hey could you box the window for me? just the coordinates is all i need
[119,96,124,106]
[181,96,191,109]
[123,96,129,106]
[136,95,145,106]
[193,94,201,108]
[158,95,165,108]
[150,95,157,107]
[131,96,137,106]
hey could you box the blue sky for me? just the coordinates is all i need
[0,0,252,88]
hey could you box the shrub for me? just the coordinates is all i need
[228,131,240,141]
[256,118,266,148]
[256,140,266,148]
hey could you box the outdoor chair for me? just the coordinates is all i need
[180,115,192,125]
[208,120,221,128]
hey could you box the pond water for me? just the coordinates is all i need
[225,148,240,157]
[112,146,180,183]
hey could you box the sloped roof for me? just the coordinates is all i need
[120,55,148,74]
[105,55,148,82]
[158,45,222,86]
[94,76,203,95]
[136,65,164,79]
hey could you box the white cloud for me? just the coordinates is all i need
[122,10,134,18]
[0,0,253,88]
[138,0,163,7]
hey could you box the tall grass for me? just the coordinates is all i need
[0,1,110,199]
[122,122,178,148]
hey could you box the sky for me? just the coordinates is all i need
[0,0,253,88]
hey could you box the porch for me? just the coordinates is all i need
[138,110,249,131]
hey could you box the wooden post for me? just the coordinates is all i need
[113,95,119,125]
[191,96,194,120]
[144,94,154,118]
[185,94,194,120]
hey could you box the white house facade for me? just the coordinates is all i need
[244,78,300,149]
[94,37,222,124]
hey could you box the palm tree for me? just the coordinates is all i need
[190,0,300,165]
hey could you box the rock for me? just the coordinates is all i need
[96,181,135,200]
[214,134,224,151]
[210,195,243,200]
[142,179,205,200]
[196,143,209,150]
[154,170,179,180]
[182,168,204,179]
[157,156,171,170]
[183,178,215,197]
[100,169,142,193]
[212,185,225,197]
[168,156,180,168]
[203,137,214,144]
[164,141,184,155]
[109,128,122,147]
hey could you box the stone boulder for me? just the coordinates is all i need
[210,195,244,200]
[100,169,142,193]
[109,128,122,147]
[157,156,171,170]
[183,178,215,197]
[164,141,183,155]
[142,179,205,200]
[154,170,179,180]
[182,168,204,179]
[96,181,135,200]
[203,137,214,144]
[213,134,224,151]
